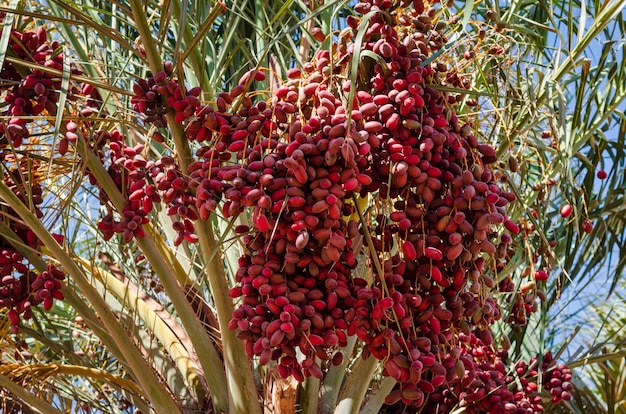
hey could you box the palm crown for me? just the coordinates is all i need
[0,1,624,413]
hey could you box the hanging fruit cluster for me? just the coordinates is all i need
[0,24,70,333]
[0,0,576,412]
[125,0,573,411]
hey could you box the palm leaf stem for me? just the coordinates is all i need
[509,0,626,140]
[333,355,379,414]
[76,256,208,402]
[74,136,229,411]
[0,220,140,395]
[360,377,396,414]
[320,335,358,413]
[301,374,320,414]
[170,0,213,93]
[0,373,65,414]
[0,181,182,413]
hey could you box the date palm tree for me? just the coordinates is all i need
[0,0,624,413]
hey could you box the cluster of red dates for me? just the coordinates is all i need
[0,24,72,333]
[127,1,572,412]
[0,1,572,412]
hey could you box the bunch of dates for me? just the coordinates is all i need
[0,24,72,333]
[11,0,568,412]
